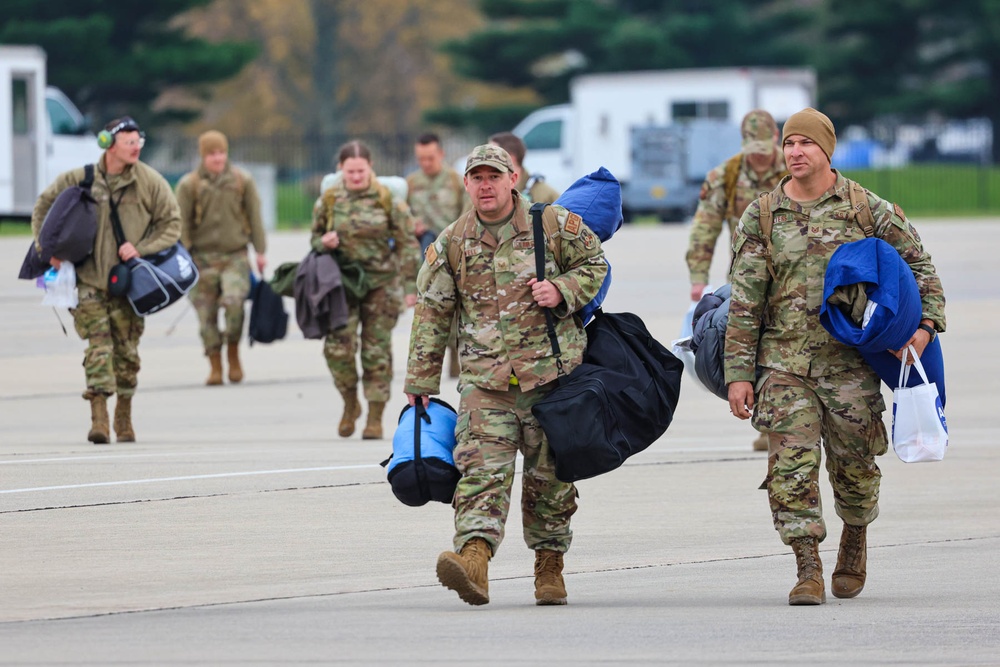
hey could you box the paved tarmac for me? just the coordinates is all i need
[1,220,998,665]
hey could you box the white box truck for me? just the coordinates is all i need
[1,45,103,219]
[512,67,817,198]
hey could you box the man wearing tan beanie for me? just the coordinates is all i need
[176,130,268,385]
[723,107,946,606]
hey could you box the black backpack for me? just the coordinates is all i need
[248,278,288,345]
[19,164,97,280]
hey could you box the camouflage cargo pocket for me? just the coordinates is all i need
[865,393,889,457]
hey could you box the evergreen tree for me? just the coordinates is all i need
[435,0,810,130]
[0,0,256,127]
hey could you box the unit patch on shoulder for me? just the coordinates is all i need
[564,212,582,236]
[424,244,438,265]
[581,228,597,250]
[699,181,709,200]
[893,202,907,221]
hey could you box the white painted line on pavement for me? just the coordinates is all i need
[0,464,381,494]
[0,450,250,465]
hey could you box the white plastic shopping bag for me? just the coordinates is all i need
[891,345,948,463]
[41,263,78,308]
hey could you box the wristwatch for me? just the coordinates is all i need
[918,323,937,341]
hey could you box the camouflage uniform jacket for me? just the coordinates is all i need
[176,163,266,255]
[405,192,608,396]
[32,156,181,292]
[686,150,787,284]
[516,169,560,205]
[310,178,421,295]
[724,170,946,384]
[406,166,469,236]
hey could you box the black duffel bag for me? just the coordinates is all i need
[532,309,684,482]
[526,205,683,483]
[125,243,199,316]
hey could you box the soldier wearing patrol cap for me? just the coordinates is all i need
[725,107,946,606]
[686,109,787,452]
[404,144,608,607]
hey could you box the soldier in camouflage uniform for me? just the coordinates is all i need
[312,140,420,440]
[724,108,946,606]
[31,117,181,444]
[687,110,786,452]
[176,131,267,386]
[488,132,560,204]
[406,132,470,379]
[404,145,607,607]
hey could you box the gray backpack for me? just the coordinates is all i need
[19,164,97,280]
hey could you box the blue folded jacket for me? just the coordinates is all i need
[555,167,623,324]
[821,237,945,406]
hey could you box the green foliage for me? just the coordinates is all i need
[842,165,1000,216]
[437,0,810,129]
[0,0,257,128]
[424,104,540,134]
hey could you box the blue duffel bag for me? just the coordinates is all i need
[381,398,460,507]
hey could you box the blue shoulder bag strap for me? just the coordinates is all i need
[530,202,564,377]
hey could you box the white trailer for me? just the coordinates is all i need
[1,45,102,219]
[513,67,817,194]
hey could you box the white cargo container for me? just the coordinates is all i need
[1,45,103,218]
[513,67,817,194]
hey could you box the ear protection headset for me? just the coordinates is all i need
[97,117,144,149]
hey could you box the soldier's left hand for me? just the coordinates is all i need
[404,293,417,308]
[256,254,267,274]
[527,278,563,309]
[119,242,139,261]
[890,327,932,365]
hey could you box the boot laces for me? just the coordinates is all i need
[536,551,563,578]
[842,525,865,569]
[791,538,820,575]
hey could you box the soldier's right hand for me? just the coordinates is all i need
[728,381,754,420]
[50,257,63,269]
[405,393,429,408]
[691,283,706,302]
[321,231,340,249]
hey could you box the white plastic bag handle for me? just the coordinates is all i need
[898,344,931,387]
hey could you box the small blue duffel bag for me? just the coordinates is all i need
[381,398,460,507]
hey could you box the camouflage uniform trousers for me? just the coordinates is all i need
[189,250,251,354]
[323,282,402,403]
[451,383,578,555]
[71,285,145,399]
[753,365,888,545]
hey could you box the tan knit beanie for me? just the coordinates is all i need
[781,108,836,161]
[198,130,228,157]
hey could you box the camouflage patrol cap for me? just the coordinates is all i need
[464,144,514,175]
[741,109,778,156]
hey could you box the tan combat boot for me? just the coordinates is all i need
[362,401,385,440]
[87,395,110,444]
[338,391,362,437]
[534,550,568,606]
[436,537,491,606]
[788,537,825,605]
[227,343,243,383]
[114,395,135,443]
[206,351,223,386]
[752,432,769,451]
[832,523,867,599]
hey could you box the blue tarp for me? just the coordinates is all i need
[821,237,945,406]
[554,167,623,325]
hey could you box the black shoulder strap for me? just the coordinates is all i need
[80,164,95,190]
[413,401,431,501]
[530,202,564,375]
[107,186,127,249]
